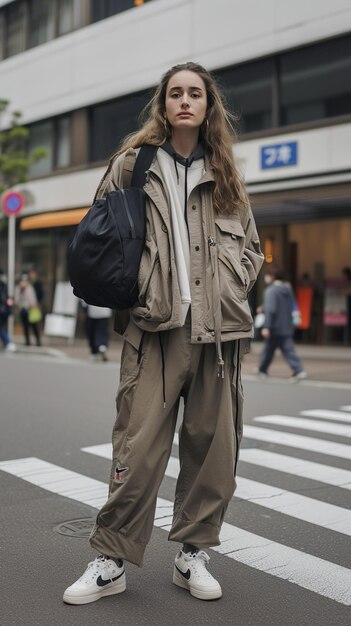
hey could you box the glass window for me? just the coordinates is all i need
[0,12,5,60]
[5,1,26,58]
[28,0,54,48]
[91,0,151,22]
[91,0,134,22]
[58,0,74,35]
[56,117,71,168]
[28,121,53,177]
[280,35,351,125]
[89,90,151,162]
[216,59,273,134]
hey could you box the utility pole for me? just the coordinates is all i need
[1,191,24,338]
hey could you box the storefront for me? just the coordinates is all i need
[251,185,351,345]
[237,122,351,346]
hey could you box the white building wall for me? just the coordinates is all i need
[17,121,351,216]
[1,0,351,126]
[235,123,351,184]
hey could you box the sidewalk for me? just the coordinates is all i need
[8,334,351,384]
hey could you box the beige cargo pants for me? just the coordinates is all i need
[90,319,245,566]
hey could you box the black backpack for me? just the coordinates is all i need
[68,145,157,310]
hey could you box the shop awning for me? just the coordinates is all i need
[20,208,89,231]
[251,182,351,226]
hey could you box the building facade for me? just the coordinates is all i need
[0,0,350,344]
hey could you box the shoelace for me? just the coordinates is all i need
[183,550,214,580]
[79,557,114,583]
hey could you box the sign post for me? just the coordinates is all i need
[1,191,24,339]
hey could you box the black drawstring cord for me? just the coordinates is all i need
[158,332,166,408]
[184,159,188,219]
[173,155,180,183]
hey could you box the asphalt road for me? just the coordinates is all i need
[1,352,350,626]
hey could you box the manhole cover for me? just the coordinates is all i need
[54,518,95,538]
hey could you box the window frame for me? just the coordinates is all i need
[0,0,77,59]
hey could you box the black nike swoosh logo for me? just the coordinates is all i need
[175,564,191,580]
[96,571,124,587]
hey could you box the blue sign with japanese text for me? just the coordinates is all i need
[261,141,298,169]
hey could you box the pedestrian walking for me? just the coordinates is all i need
[28,266,44,306]
[0,269,16,352]
[257,267,307,380]
[63,61,263,605]
[15,274,41,347]
[82,302,112,361]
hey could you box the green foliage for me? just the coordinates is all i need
[0,100,47,196]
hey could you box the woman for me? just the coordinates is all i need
[15,274,41,347]
[64,62,263,604]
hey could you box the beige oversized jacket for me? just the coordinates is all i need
[96,147,264,352]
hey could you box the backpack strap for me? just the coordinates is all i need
[131,145,157,188]
[121,150,136,188]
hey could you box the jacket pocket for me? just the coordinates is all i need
[215,218,245,265]
[215,218,252,330]
[137,236,159,303]
[134,235,171,322]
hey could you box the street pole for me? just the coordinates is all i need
[1,190,23,342]
[7,214,16,339]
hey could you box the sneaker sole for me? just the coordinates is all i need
[173,568,222,600]
[63,572,126,605]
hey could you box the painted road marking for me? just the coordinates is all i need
[84,443,351,491]
[254,415,351,438]
[164,456,351,536]
[244,425,351,460]
[81,443,112,459]
[0,457,109,509]
[239,448,351,490]
[235,477,351,535]
[82,446,351,536]
[156,517,351,606]
[300,409,351,423]
[1,456,350,606]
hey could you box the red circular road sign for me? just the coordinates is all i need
[2,191,24,216]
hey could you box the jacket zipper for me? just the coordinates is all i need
[121,189,136,239]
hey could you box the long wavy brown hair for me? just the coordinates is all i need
[118,62,248,215]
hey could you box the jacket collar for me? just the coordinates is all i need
[147,146,215,186]
[159,141,205,166]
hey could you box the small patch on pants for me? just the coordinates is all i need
[115,462,129,481]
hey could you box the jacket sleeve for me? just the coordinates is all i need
[241,207,264,292]
[94,153,126,200]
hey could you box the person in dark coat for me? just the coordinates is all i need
[258,267,306,380]
[0,269,16,352]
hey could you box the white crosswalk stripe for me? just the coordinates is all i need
[243,425,351,459]
[239,448,351,490]
[2,404,351,606]
[254,415,351,437]
[163,455,351,535]
[1,455,351,606]
[300,409,351,423]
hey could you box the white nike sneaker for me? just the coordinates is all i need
[173,549,222,600]
[63,556,126,605]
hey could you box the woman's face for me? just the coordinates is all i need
[164,70,207,132]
